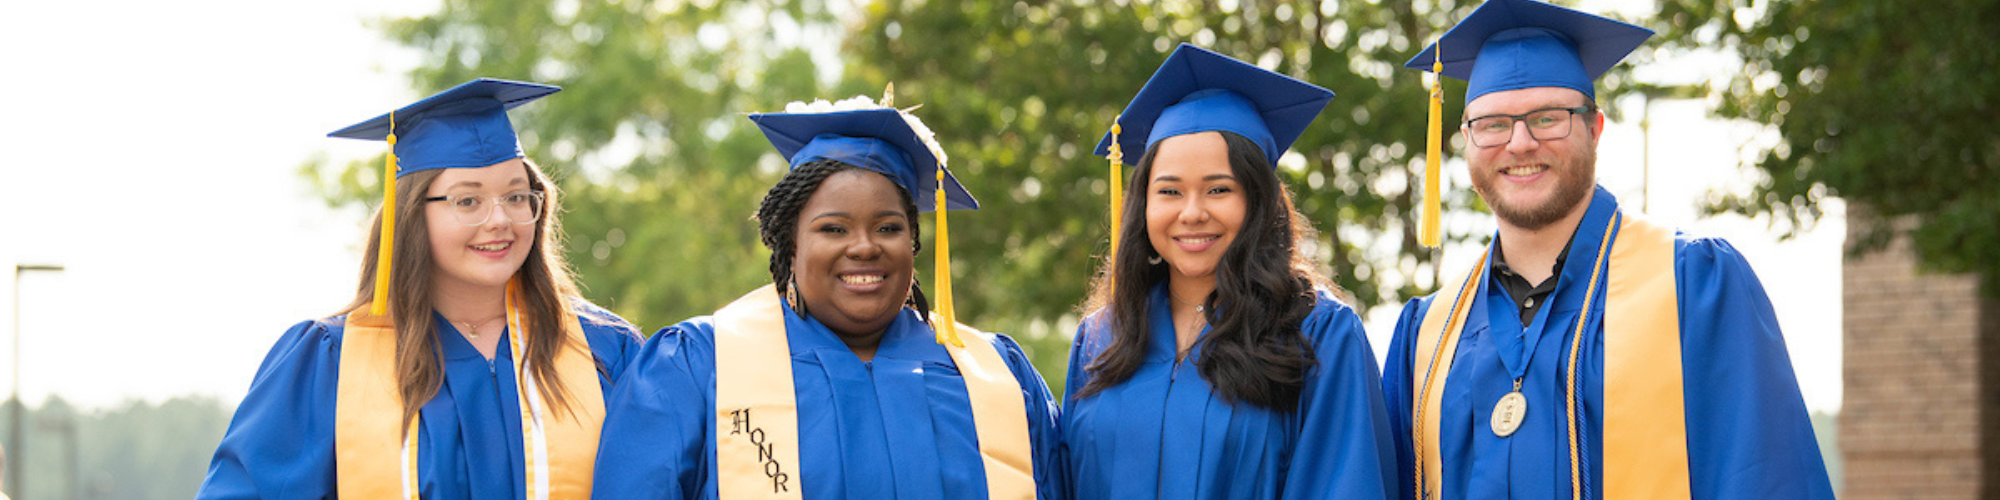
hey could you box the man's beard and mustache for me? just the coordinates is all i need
[1470,145,1597,231]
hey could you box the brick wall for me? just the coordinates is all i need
[1841,207,1990,498]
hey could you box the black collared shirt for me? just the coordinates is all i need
[1490,237,1573,326]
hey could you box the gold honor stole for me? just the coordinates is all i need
[335,280,607,499]
[1410,213,1691,500]
[712,284,1036,500]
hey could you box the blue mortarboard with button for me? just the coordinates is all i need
[1089,43,1334,257]
[748,90,980,348]
[1405,0,1655,105]
[748,106,978,212]
[328,77,560,315]
[329,77,560,176]
[1402,0,1653,248]
[1093,43,1335,167]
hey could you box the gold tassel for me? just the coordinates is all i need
[933,167,964,347]
[1420,53,1444,248]
[371,112,399,316]
[1107,117,1124,257]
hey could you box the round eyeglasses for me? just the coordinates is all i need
[1463,105,1595,148]
[423,190,544,226]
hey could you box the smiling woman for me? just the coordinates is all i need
[1065,44,1397,500]
[195,78,644,500]
[592,95,1062,500]
[762,163,922,359]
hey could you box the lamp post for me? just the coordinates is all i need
[11,263,64,500]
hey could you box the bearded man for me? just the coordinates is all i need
[1381,1,1836,498]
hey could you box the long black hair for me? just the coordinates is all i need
[1077,131,1329,411]
[753,159,931,322]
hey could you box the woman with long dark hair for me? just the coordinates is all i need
[1062,45,1397,499]
[197,79,643,499]
[591,94,1061,500]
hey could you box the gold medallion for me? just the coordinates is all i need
[1491,391,1527,437]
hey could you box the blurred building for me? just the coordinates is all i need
[1842,206,2000,498]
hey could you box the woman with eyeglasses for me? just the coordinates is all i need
[1062,45,1397,499]
[197,78,642,500]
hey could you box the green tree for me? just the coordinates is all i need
[325,0,1672,389]
[843,0,1591,381]
[1651,0,2000,293]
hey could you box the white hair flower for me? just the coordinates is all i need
[780,93,949,168]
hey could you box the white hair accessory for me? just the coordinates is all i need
[779,88,948,167]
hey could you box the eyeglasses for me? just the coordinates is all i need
[423,190,545,226]
[1463,105,1595,148]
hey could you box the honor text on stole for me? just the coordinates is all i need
[729,408,793,492]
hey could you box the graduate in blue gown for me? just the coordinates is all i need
[1063,44,1398,500]
[1381,1,1834,498]
[591,94,1062,500]
[198,79,643,500]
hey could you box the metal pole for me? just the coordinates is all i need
[1640,94,1651,214]
[10,268,21,500]
[11,264,63,500]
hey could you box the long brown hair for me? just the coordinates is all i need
[342,158,586,425]
[1078,131,1332,410]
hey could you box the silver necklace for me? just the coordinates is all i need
[1168,292,1206,314]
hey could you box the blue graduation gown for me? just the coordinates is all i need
[1061,286,1398,500]
[196,301,644,500]
[590,304,1064,500]
[1381,186,1835,499]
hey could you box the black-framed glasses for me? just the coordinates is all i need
[423,190,544,226]
[1463,105,1596,148]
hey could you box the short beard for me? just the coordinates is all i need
[1474,145,1597,231]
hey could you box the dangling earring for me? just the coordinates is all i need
[785,277,805,316]
[1147,252,1164,266]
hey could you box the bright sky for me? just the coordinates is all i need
[0,0,435,408]
[0,0,1841,412]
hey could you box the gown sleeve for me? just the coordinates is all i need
[988,332,1065,500]
[574,299,646,388]
[1379,297,1434,500]
[196,318,344,500]
[1056,317,1099,500]
[1279,297,1398,500]
[591,319,720,500]
[1674,238,1836,499]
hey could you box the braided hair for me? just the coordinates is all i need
[753,159,932,323]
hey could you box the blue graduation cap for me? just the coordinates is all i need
[331,77,559,316]
[329,78,560,175]
[1405,0,1654,104]
[1094,43,1335,166]
[748,108,978,211]
[750,98,981,348]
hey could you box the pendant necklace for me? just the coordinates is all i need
[1168,292,1206,314]
[1169,292,1207,362]
[1489,215,1615,438]
[456,315,505,340]
[1492,378,1528,437]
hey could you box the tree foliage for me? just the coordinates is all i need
[319,0,1669,388]
[1653,0,2000,293]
